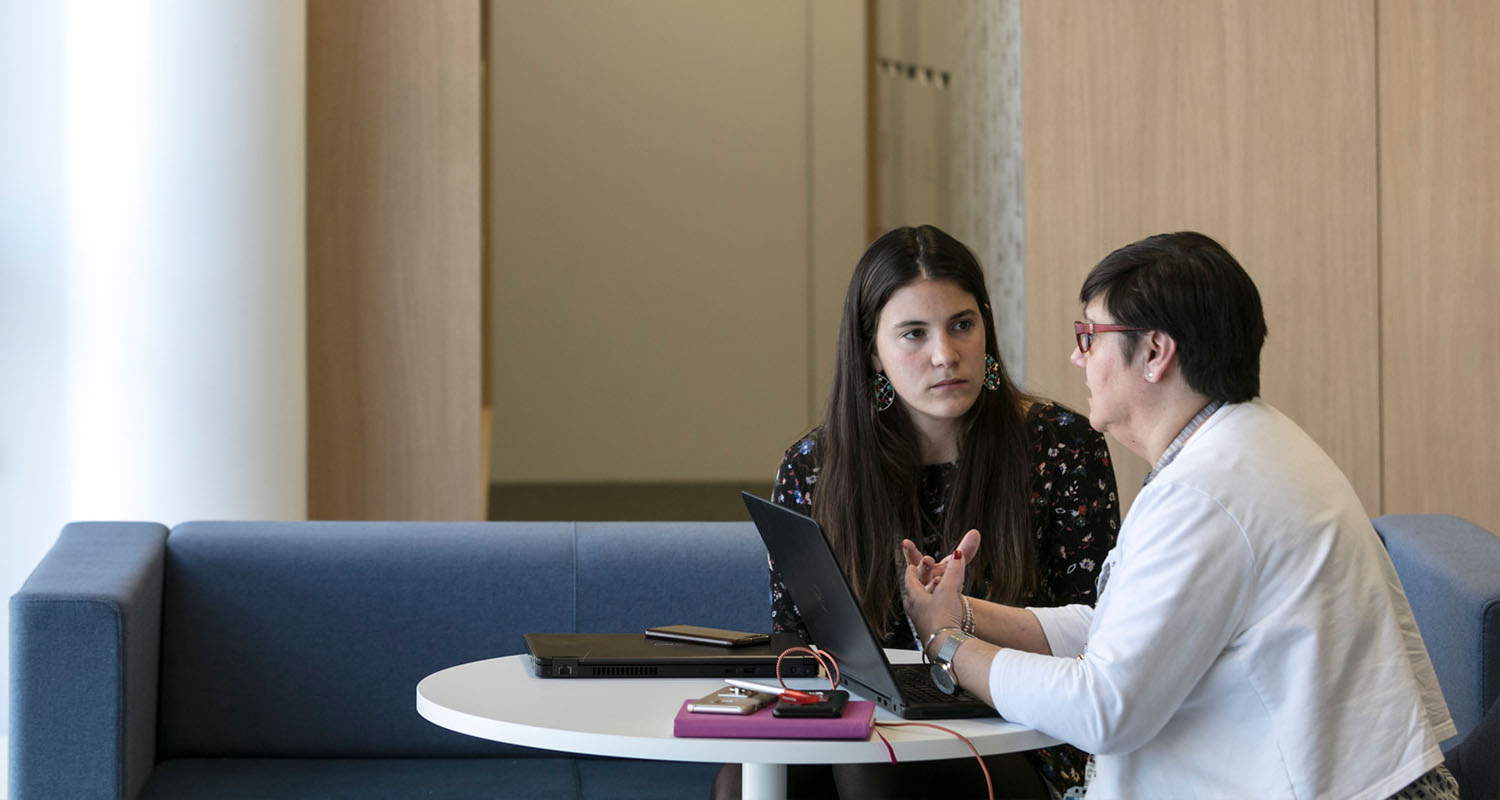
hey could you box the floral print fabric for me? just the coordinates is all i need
[767,401,1120,792]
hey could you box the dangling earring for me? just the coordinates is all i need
[873,372,895,412]
[984,354,1002,391]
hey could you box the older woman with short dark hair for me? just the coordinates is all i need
[903,231,1457,798]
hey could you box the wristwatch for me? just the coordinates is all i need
[929,629,976,695]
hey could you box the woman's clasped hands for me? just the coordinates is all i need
[901,528,982,653]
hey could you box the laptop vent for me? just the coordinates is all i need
[587,665,660,677]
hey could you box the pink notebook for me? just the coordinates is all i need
[672,699,875,739]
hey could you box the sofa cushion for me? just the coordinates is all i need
[138,758,582,800]
[576,759,723,800]
[575,521,770,633]
[137,757,721,800]
[157,522,577,758]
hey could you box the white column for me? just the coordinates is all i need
[0,0,305,749]
[1,0,70,772]
[62,0,306,524]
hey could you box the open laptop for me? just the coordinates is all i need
[742,492,997,719]
[524,632,819,679]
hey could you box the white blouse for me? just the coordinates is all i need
[986,400,1454,799]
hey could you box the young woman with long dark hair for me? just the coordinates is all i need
[716,225,1120,799]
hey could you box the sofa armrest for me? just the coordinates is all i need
[9,522,169,800]
[1374,514,1500,745]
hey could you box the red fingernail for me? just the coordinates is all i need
[953,550,962,561]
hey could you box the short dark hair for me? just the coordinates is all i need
[1079,231,1267,403]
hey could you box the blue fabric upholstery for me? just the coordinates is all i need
[138,758,581,800]
[576,759,724,800]
[9,522,168,800]
[1375,514,1500,746]
[17,514,1493,799]
[135,758,723,800]
[11,520,773,800]
[157,521,575,759]
[575,521,769,633]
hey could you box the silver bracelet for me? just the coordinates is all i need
[960,594,975,634]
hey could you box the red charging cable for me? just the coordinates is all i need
[775,646,994,800]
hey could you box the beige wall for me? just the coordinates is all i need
[486,1,866,484]
[1022,0,1497,532]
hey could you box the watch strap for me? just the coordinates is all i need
[935,629,975,666]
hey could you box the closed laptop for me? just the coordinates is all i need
[524,632,820,679]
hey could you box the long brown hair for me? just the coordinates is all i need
[812,225,1036,638]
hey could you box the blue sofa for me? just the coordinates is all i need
[1374,514,1500,799]
[9,521,775,800]
[10,515,1500,799]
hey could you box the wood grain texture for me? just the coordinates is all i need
[1022,0,1380,512]
[1378,0,1500,531]
[307,0,483,520]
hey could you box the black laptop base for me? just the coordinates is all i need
[524,632,820,679]
[881,664,998,719]
[742,492,998,720]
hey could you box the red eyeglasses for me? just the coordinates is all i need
[1074,321,1148,353]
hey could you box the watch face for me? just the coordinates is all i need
[929,661,957,695]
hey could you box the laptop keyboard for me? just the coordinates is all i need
[893,663,976,704]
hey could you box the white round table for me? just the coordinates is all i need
[417,650,1060,800]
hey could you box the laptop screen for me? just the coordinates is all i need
[741,492,904,704]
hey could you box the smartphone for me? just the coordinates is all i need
[685,687,777,715]
[772,689,848,718]
[645,624,771,648]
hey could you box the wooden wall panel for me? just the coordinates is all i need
[1378,0,1500,531]
[1022,0,1380,512]
[307,0,484,519]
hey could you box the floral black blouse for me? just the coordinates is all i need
[767,401,1120,792]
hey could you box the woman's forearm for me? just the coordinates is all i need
[969,597,1051,655]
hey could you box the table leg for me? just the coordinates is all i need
[741,762,787,800]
